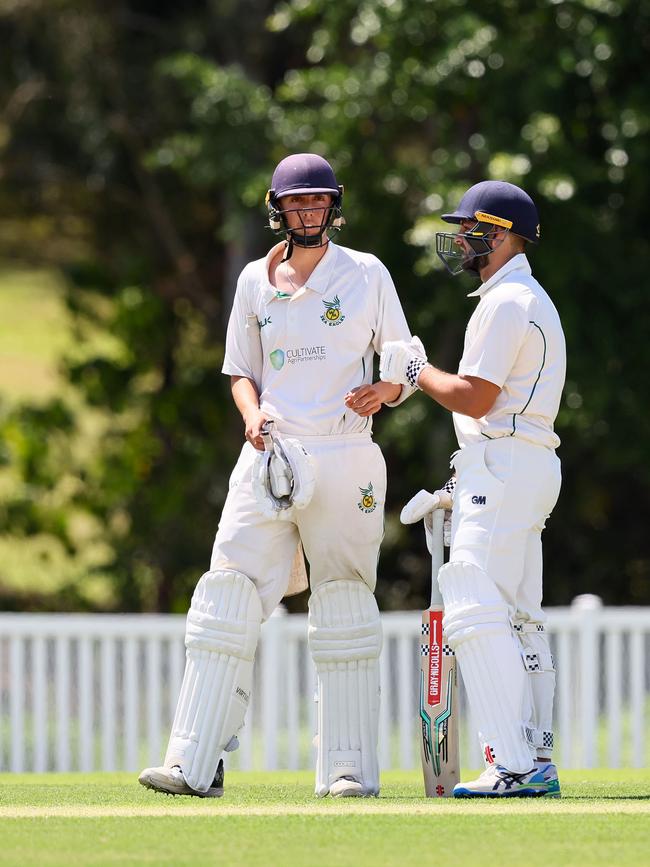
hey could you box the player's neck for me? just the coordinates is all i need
[284,239,329,280]
[479,248,518,283]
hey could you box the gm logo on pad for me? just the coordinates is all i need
[471,495,486,505]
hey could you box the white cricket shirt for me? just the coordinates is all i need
[223,241,414,435]
[453,253,566,449]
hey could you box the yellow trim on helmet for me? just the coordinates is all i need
[474,211,513,229]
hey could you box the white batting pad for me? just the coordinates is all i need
[439,561,536,773]
[514,621,556,758]
[308,580,382,797]
[164,569,262,792]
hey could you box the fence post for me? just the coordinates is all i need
[261,605,285,770]
[630,628,645,768]
[572,594,602,768]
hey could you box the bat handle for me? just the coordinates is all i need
[429,509,445,607]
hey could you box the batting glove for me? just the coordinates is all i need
[400,477,456,551]
[379,336,429,388]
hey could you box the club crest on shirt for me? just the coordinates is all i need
[321,295,346,326]
[358,482,377,513]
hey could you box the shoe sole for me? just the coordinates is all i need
[138,772,223,798]
[453,787,550,798]
[329,781,379,798]
[329,783,365,798]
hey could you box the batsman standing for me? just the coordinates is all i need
[139,153,414,798]
[381,181,566,797]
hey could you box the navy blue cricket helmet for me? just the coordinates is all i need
[266,154,344,253]
[436,180,540,276]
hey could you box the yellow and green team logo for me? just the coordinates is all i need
[321,295,346,326]
[358,482,377,513]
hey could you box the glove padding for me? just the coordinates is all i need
[379,336,428,388]
[400,478,455,552]
[252,435,316,519]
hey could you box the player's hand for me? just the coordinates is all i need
[379,336,429,387]
[243,407,270,450]
[344,382,400,417]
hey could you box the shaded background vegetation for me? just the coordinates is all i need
[0,0,648,613]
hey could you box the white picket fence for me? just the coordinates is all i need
[0,595,648,774]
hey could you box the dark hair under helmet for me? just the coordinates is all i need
[266,154,344,256]
[436,180,540,276]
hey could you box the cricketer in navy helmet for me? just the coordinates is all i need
[138,154,416,800]
[381,180,566,798]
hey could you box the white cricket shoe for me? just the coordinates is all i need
[138,760,224,798]
[453,764,552,798]
[329,776,366,798]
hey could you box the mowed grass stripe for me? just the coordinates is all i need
[0,798,650,819]
[1,800,650,818]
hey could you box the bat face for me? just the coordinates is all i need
[420,606,460,797]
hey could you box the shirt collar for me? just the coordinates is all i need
[263,240,338,302]
[467,253,531,298]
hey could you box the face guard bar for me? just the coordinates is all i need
[436,213,512,276]
[268,202,344,249]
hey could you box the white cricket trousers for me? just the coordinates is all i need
[450,437,562,622]
[210,433,386,620]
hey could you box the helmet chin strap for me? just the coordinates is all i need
[282,232,329,262]
[281,236,294,262]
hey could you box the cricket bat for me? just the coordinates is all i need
[419,508,460,797]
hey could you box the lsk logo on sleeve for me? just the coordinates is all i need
[357,482,377,513]
[320,295,346,326]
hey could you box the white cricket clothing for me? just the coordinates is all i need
[164,570,261,792]
[439,560,536,774]
[309,580,382,797]
[450,436,561,622]
[223,241,414,436]
[453,254,566,449]
[211,435,386,620]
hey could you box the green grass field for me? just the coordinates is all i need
[1,770,649,866]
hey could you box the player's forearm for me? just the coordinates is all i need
[230,375,261,419]
[417,367,495,418]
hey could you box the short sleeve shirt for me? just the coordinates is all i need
[453,254,566,449]
[223,241,414,436]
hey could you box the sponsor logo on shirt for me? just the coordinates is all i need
[287,346,326,364]
[357,481,377,513]
[471,495,486,505]
[320,295,346,327]
[269,349,285,370]
[259,315,272,328]
[269,346,327,370]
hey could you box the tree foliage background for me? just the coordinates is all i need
[0,0,648,612]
